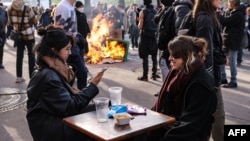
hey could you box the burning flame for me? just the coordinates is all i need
[86,14,126,64]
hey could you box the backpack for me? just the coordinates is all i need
[0,6,7,32]
[157,6,176,50]
[143,8,157,34]
[179,11,227,65]
[178,11,195,36]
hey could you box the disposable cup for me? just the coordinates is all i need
[93,97,109,123]
[108,87,122,105]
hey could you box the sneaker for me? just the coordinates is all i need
[15,77,25,83]
[222,82,237,88]
[0,64,4,69]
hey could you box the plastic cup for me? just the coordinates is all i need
[108,87,122,106]
[93,97,109,123]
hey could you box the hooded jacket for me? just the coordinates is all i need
[7,0,37,40]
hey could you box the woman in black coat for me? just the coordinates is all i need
[26,26,104,141]
[150,35,217,141]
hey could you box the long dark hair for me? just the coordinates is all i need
[192,0,220,28]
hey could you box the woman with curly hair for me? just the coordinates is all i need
[150,35,217,141]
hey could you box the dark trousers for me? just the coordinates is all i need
[0,32,6,64]
[16,39,35,78]
[142,54,157,78]
[130,25,139,48]
[68,45,88,89]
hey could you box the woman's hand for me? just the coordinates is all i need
[90,71,104,85]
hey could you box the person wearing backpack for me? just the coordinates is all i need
[155,0,193,81]
[152,0,193,96]
[0,3,8,69]
[193,0,225,141]
[154,0,174,82]
[137,0,158,81]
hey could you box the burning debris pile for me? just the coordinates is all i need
[86,14,127,64]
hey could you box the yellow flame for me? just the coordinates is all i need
[86,14,126,64]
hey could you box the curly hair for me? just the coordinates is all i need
[168,35,208,72]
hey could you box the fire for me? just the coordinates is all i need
[86,14,126,64]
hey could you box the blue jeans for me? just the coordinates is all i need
[237,48,243,63]
[68,45,88,89]
[159,56,169,81]
[221,49,238,83]
[16,39,35,78]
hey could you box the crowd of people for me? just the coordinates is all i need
[0,0,249,141]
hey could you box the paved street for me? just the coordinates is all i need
[0,36,250,141]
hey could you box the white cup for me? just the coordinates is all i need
[93,97,109,123]
[108,87,122,105]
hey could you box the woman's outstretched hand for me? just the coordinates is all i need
[90,71,104,85]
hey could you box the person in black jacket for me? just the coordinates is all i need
[150,35,217,141]
[137,0,158,81]
[26,25,104,141]
[194,0,225,141]
[75,0,90,55]
[219,0,245,88]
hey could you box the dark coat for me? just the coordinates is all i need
[161,66,217,141]
[26,67,98,141]
[173,0,193,34]
[195,13,223,86]
[220,6,245,51]
[75,9,90,38]
[138,5,158,58]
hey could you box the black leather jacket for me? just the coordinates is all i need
[26,67,99,141]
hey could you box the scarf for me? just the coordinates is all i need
[42,56,80,94]
[153,59,203,116]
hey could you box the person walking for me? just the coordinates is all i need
[7,0,38,82]
[26,25,104,141]
[137,0,158,81]
[54,0,88,90]
[219,0,245,88]
[150,35,217,141]
[0,2,8,69]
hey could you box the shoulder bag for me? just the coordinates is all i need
[10,6,26,42]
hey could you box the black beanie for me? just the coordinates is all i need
[75,1,84,8]
[143,0,152,5]
[161,0,175,6]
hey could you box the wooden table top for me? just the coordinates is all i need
[63,106,176,141]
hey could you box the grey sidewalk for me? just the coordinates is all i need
[0,37,250,141]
